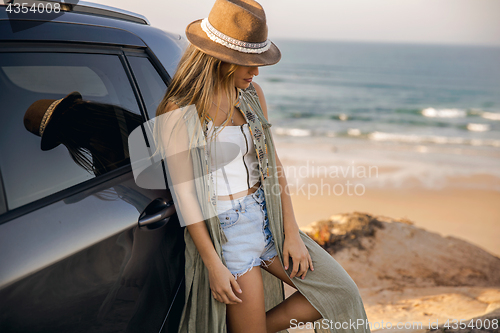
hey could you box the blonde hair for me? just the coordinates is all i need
[152,44,240,169]
[156,44,239,137]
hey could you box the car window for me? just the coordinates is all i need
[3,65,109,96]
[0,52,143,211]
[127,56,168,120]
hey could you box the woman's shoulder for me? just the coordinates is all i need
[165,100,182,112]
[242,82,268,121]
[242,82,259,99]
[242,82,266,106]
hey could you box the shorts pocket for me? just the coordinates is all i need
[218,210,241,228]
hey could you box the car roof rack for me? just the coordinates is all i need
[4,0,150,25]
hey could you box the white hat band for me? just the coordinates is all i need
[39,98,63,136]
[200,18,271,54]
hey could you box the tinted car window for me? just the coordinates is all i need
[127,56,167,119]
[0,52,143,210]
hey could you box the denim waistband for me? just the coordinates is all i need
[216,183,264,210]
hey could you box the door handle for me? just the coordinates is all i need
[138,198,175,229]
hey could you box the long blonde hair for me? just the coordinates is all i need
[156,44,239,135]
[152,44,240,169]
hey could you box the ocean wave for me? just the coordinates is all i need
[481,112,500,121]
[265,77,285,83]
[368,131,500,147]
[421,107,467,118]
[275,127,312,137]
[466,123,491,132]
[347,128,361,136]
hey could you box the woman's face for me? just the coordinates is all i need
[221,63,259,90]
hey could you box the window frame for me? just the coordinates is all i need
[123,49,172,121]
[0,42,170,225]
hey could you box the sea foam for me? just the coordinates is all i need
[421,107,467,118]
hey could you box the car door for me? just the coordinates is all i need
[0,43,184,332]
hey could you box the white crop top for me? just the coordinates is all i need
[206,119,260,196]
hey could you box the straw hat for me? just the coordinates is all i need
[185,0,281,67]
[23,91,82,151]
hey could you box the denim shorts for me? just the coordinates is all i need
[216,184,278,280]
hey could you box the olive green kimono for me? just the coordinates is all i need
[158,83,371,333]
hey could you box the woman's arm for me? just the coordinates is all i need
[160,101,242,304]
[252,82,314,280]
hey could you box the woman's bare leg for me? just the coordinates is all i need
[226,266,267,333]
[261,256,323,333]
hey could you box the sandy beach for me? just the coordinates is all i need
[271,135,500,332]
[275,135,500,257]
[290,187,500,258]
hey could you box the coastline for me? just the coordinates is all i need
[290,186,500,258]
[274,133,500,332]
[274,135,500,257]
[254,38,500,333]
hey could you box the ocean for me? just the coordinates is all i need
[258,39,500,149]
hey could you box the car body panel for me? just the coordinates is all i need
[0,7,187,82]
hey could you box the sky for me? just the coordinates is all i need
[88,0,500,47]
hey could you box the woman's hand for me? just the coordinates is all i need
[283,229,314,280]
[207,260,243,304]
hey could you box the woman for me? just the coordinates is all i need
[154,1,372,333]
